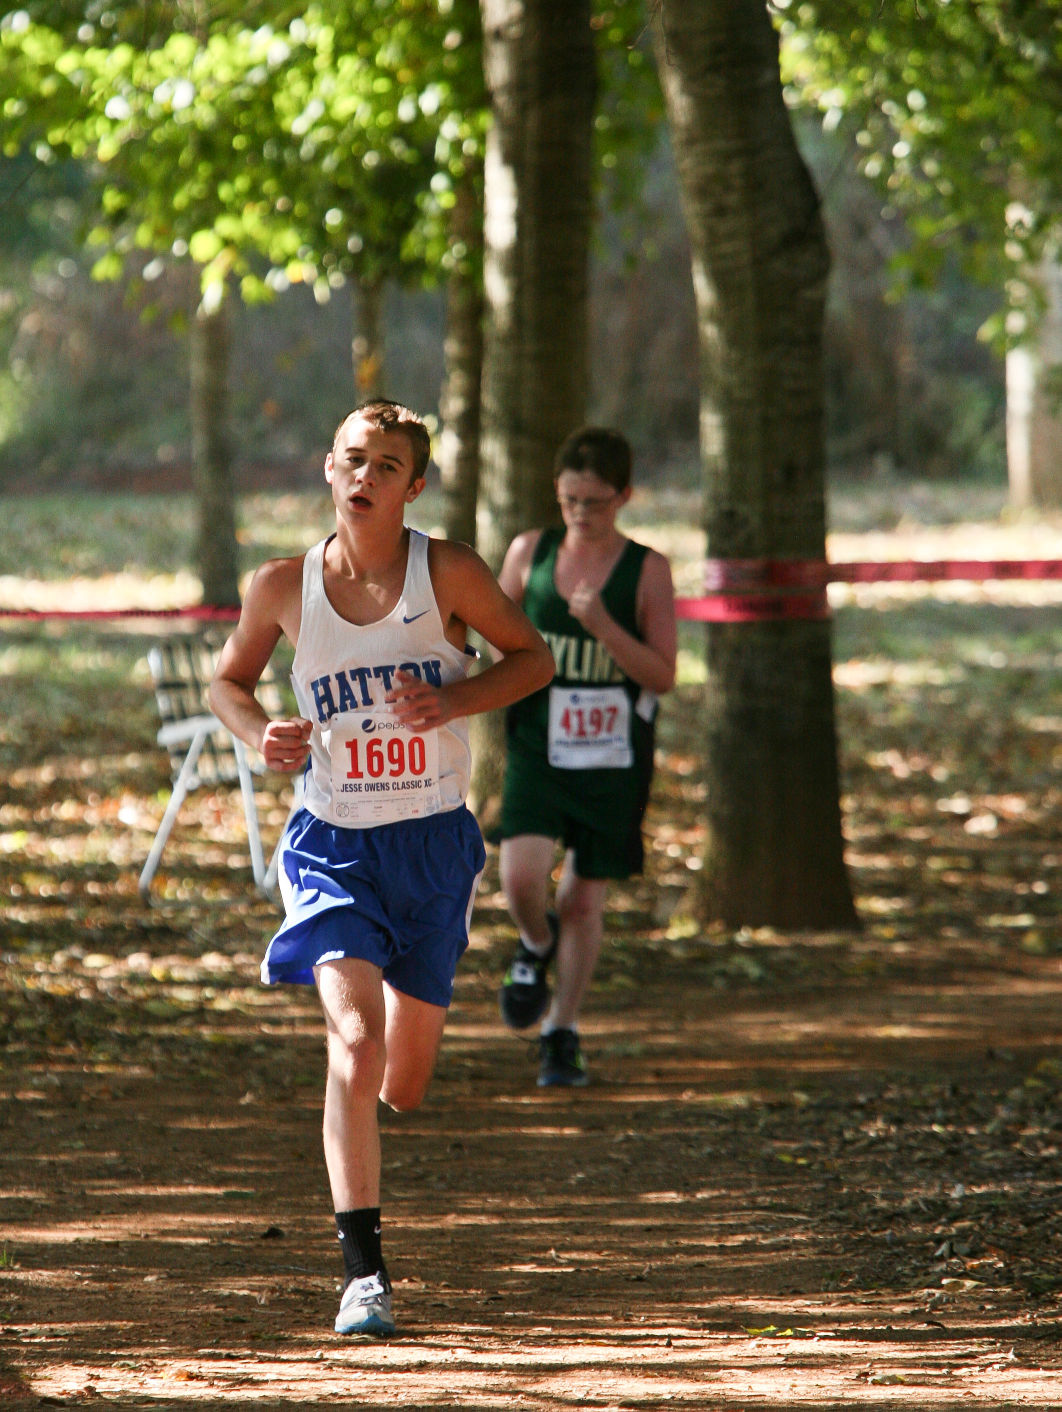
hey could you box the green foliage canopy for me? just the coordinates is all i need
[779,0,1062,345]
[1,1,655,306]
[0,2,485,306]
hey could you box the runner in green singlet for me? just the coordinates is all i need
[495,426,677,1086]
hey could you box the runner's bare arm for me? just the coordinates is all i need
[497,530,543,605]
[477,530,545,667]
[209,557,312,773]
[566,548,677,696]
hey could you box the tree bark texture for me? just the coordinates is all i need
[1006,246,1062,510]
[352,276,385,401]
[471,0,597,816]
[654,0,857,928]
[476,0,596,573]
[190,296,239,609]
[438,172,485,548]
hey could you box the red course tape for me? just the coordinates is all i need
[676,558,1062,622]
[0,606,241,621]
[828,559,1062,583]
[2,561,1060,624]
[676,593,830,623]
[703,557,1062,588]
[703,558,825,590]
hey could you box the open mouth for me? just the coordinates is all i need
[350,494,372,509]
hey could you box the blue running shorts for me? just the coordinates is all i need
[262,804,486,1007]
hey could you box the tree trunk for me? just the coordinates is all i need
[1006,244,1062,510]
[352,276,385,400]
[654,0,857,929]
[471,0,596,818]
[438,171,485,547]
[190,294,239,608]
[476,0,596,572]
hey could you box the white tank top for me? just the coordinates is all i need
[291,530,474,826]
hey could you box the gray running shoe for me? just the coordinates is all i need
[538,1027,590,1087]
[334,1272,395,1337]
[498,912,559,1030]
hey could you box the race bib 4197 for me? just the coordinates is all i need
[547,686,632,770]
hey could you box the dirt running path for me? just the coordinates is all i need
[3,911,1062,1409]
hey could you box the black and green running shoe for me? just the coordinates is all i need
[537,1027,590,1088]
[498,913,558,1030]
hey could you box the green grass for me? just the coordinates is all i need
[0,489,340,581]
[1,479,1059,702]
[1,472,1050,578]
[826,470,1013,533]
[0,476,1057,968]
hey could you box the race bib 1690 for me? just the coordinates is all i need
[324,708,442,824]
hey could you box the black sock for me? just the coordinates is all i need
[335,1208,388,1291]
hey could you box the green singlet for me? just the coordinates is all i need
[498,527,657,880]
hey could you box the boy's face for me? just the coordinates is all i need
[555,469,630,536]
[325,416,424,522]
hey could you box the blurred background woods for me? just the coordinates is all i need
[3,0,1054,933]
[0,120,1004,497]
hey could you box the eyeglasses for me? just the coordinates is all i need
[557,492,618,513]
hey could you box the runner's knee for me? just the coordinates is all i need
[557,888,603,932]
[379,1068,430,1113]
[326,1026,385,1097]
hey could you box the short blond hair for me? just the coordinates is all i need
[333,399,431,480]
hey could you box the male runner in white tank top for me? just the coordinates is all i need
[211,400,553,1338]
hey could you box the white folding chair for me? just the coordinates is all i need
[138,638,299,901]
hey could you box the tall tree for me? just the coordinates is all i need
[783,0,1062,507]
[438,0,658,549]
[653,0,856,928]
[189,291,238,605]
[1007,244,1062,509]
[0,3,484,599]
[476,0,598,571]
[437,170,485,546]
[468,0,597,814]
